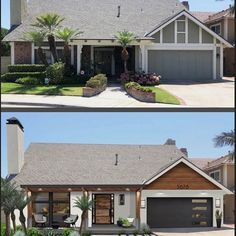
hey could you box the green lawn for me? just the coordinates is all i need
[147,86,181,105]
[1,83,84,96]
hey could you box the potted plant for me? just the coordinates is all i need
[117,217,124,227]
[215,210,222,228]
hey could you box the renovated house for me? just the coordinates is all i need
[3,0,233,82]
[6,118,233,230]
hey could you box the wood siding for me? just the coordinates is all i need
[145,163,220,190]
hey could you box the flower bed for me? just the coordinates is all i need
[125,82,156,103]
[83,74,107,97]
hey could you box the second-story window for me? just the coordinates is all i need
[210,170,220,182]
[210,24,221,35]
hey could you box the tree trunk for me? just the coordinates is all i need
[5,212,11,236]
[38,47,48,66]
[121,47,129,73]
[48,35,58,62]
[124,60,128,73]
[79,211,86,235]
[11,211,16,233]
[64,44,70,67]
[19,210,27,235]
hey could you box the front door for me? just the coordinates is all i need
[92,194,114,224]
[94,49,113,76]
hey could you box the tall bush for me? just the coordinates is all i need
[46,62,65,85]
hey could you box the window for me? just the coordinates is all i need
[209,170,221,182]
[119,194,125,205]
[34,49,64,64]
[176,17,186,43]
[210,24,221,35]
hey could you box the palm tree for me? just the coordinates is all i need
[56,27,81,67]
[213,130,235,149]
[15,191,32,236]
[115,30,136,73]
[73,193,93,235]
[24,31,48,66]
[32,13,65,62]
[1,178,18,236]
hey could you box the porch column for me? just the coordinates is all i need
[136,190,141,229]
[140,45,146,73]
[77,45,83,74]
[31,43,35,64]
[71,45,74,66]
[88,192,92,228]
[26,189,32,228]
[220,44,224,79]
[10,42,15,65]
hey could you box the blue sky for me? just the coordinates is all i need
[1,0,233,29]
[1,112,234,177]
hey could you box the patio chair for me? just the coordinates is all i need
[64,214,78,227]
[34,214,47,227]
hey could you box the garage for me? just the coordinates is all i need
[147,198,213,228]
[148,50,213,82]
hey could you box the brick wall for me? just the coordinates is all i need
[14,42,32,64]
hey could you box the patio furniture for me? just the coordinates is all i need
[64,214,78,227]
[34,214,47,227]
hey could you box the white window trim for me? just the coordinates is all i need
[210,23,221,35]
[209,170,221,182]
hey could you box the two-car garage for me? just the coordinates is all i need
[147,198,213,228]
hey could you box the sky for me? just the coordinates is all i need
[1,112,234,177]
[1,0,234,29]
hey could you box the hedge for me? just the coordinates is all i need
[1,72,46,83]
[16,77,41,85]
[125,82,153,92]
[8,64,46,72]
[85,74,107,89]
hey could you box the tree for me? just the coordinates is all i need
[73,193,93,235]
[1,178,18,236]
[56,27,81,67]
[32,13,65,62]
[213,130,235,149]
[115,30,136,73]
[24,31,49,66]
[1,28,10,56]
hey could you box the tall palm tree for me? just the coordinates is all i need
[73,193,93,235]
[15,191,32,236]
[32,13,65,62]
[24,31,48,66]
[115,30,136,73]
[56,27,81,67]
[213,130,235,149]
[1,178,18,236]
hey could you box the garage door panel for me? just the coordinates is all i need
[147,198,213,228]
[148,50,213,82]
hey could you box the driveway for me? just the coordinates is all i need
[159,77,235,108]
[153,225,234,236]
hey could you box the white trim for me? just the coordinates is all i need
[144,157,232,194]
[223,164,228,187]
[209,170,221,183]
[185,17,188,43]
[77,45,83,74]
[71,45,74,65]
[31,43,35,64]
[10,42,15,65]
[210,23,222,36]
[199,27,202,44]
[140,45,146,72]
[147,10,233,48]
[220,44,224,78]
[34,46,64,50]
[213,46,217,80]
[146,44,215,50]
[224,18,228,40]
[174,20,177,44]
[160,29,163,44]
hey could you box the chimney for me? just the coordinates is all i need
[115,154,119,165]
[182,1,189,10]
[10,0,27,28]
[164,138,176,146]
[7,117,24,175]
[180,148,188,157]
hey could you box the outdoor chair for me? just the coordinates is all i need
[64,214,78,227]
[34,214,47,227]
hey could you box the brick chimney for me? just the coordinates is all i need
[7,117,24,175]
[10,0,27,29]
[180,148,188,157]
[164,139,176,146]
[182,1,189,10]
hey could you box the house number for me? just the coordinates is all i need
[177,184,189,189]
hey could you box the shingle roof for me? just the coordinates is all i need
[190,158,216,169]
[205,8,235,23]
[191,11,215,22]
[3,0,185,41]
[12,143,185,186]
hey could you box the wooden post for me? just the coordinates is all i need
[136,190,141,229]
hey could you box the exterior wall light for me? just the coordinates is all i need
[215,198,221,208]
[141,199,146,208]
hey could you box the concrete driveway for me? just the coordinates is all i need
[159,77,235,108]
[153,225,234,236]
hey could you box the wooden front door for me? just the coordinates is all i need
[92,194,114,224]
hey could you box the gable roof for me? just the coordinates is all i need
[3,0,185,42]
[191,11,215,22]
[204,7,235,23]
[190,158,216,169]
[146,9,233,47]
[13,143,185,187]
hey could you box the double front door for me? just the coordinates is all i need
[92,194,114,224]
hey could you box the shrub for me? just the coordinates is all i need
[61,228,74,236]
[82,230,92,236]
[141,223,152,235]
[85,74,107,88]
[68,232,79,236]
[15,77,41,85]
[1,223,14,236]
[1,72,46,83]
[13,231,25,236]
[125,82,152,93]
[46,62,65,85]
[27,227,42,236]
[8,64,46,73]
[41,229,56,236]
[86,79,101,88]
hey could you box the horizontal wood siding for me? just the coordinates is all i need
[145,163,220,190]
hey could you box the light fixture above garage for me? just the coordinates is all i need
[141,199,146,208]
[215,198,221,208]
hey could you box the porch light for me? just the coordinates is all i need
[125,188,130,191]
[215,198,221,208]
[38,188,43,191]
[68,188,72,191]
[97,188,102,191]
[141,199,146,208]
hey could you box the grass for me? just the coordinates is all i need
[147,86,181,105]
[1,83,84,96]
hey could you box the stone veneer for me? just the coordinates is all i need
[14,42,32,64]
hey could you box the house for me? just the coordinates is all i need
[3,0,233,83]
[6,117,233,230]
[192,6,235,76]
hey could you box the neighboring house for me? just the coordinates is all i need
[6,118,232,230]
[3,0,233,82]
[192,6,235,76]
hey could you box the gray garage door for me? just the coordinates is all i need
[147,198,213,228]
[148,50,213,82]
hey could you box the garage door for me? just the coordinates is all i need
[148,50,213,82]
[147,198,213,228]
